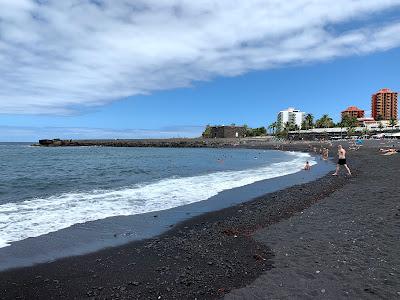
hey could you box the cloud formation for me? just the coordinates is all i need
[1,0,400,114]
[0,125,203,141]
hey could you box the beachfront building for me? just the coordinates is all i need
[358,119,393,130]
[357,117,376,127]
[371,88,398,121]
[341,106,365,120]
[277,107,305,132]
[206,126,246,138]
[287,124,400,140]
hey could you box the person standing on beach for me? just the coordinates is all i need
[333,145,351,176]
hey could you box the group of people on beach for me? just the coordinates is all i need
[311,146,329,160]
[304,145,351,176]
[379,148,398,156]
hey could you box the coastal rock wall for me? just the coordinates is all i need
[34,138,330,153]
[35,138,247,148]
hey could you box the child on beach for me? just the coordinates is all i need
[304,161,311,170]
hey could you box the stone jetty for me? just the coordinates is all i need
[33,138,250,148]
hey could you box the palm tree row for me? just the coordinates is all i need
[267,112,378,136]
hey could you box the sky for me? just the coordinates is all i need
[1,0,400,141]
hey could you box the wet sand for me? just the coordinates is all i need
[0,140,399,299]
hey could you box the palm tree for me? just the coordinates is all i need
[347,126,356,137]
[304,113,314,130]
[316,114,334,128]
[341,115,358,128]
[268,122,277,136]
[282,122,295,136]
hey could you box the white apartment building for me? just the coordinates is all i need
[277,107,305,131]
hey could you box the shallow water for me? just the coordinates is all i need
[0,144,313,249]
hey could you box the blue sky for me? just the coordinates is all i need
[1,1,400,141]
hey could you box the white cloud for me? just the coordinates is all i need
[0,125,203,141]
[0,0,400,114]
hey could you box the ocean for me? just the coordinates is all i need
[0,143,329,269]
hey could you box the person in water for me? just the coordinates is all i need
[333,145,351,176]
[304,161,311,170]
[322,148,329,160]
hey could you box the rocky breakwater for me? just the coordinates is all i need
[33,138,248,148]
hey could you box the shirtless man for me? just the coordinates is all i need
[333,145,351,176]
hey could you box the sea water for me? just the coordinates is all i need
[0,143,314,249]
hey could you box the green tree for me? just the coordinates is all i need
[303,113,314,130]
[301,120,308,130]
[347,126,356,137]
[315,114,334,128]
[247,127,267,137]
[267,123,272,135]
[361,127,370,137]
[245,127,254,137]
[275,122,290,138]
[268,122,278,135]
[258,127,267,135]
[341,115,358,128]
[284,122,296,131]
[389,118,397,129]
[202,125,212,138]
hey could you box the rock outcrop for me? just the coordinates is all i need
[35,138,252,148]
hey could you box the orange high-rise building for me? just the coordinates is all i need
[371,88,398,121]
[341,106,365,120]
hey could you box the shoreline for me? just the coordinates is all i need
[0,141,340,299]
[0,149,332,272]
[1,140,398,299]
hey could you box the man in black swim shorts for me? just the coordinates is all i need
[333,145,352,176]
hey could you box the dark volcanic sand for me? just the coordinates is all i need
[227,141,400,300]
[1,141,399,299]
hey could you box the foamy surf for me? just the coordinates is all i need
[0,152,313,248]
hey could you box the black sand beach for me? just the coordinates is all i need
[1,140,399,299]
[227,141,400,299]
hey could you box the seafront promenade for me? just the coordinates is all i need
[1,140,399,299]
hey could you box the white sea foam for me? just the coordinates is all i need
[0,152,313,248]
